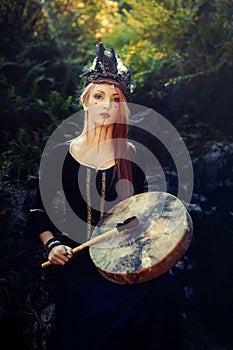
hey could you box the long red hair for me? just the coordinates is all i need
[80,79,133,199]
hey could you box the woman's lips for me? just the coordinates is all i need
[100,112,110,118]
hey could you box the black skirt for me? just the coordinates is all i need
[48,248,185,350]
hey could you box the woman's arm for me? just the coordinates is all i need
[29,143,73,264]
[39,230,54,244]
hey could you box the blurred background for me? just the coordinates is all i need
[0,1,232,349]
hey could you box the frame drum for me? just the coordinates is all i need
[89,191,193,284]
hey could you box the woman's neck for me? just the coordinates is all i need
[70,126,116,169]
[82,124,114,147]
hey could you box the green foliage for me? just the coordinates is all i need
[0,128,41,186]
[105,0,233,135]
[0,78,77,182]
[0,0,46,37]
[0,34,80,182]
[0,30,81,164]
[39,0,120,59]
[105,0,197,82]
[107,0,233,84]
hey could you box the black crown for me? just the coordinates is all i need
[80,42,131,98]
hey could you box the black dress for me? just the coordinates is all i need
[29,142,185,350]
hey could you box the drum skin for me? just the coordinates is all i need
[89,191,193,285]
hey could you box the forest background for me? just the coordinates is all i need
[0,0,232,349]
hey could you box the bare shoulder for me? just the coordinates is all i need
[69,136,86,160]
[70,136,84,149]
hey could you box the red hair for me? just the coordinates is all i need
[80,80,133,199]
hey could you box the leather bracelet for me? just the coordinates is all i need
[44,237,61,255]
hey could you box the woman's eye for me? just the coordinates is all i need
[113,97,120,102]
[94,94,103,100]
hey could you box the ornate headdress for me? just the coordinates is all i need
[80,42,131,99]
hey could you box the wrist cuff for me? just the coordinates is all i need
[44,237,61,255]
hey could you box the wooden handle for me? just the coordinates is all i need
[41,215,139,268]
[41,260,53,268]
[41,226,118,268]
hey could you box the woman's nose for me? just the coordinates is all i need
[103,99,111,109]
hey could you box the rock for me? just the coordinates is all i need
[198,141,233,194]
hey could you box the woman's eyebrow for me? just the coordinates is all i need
[95,90,105,94]
[95,89,119,96]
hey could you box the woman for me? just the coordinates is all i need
[30,42,185,349]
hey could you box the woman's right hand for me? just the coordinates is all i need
[48,245,73,265]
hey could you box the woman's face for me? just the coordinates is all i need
[83,83,122,126]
